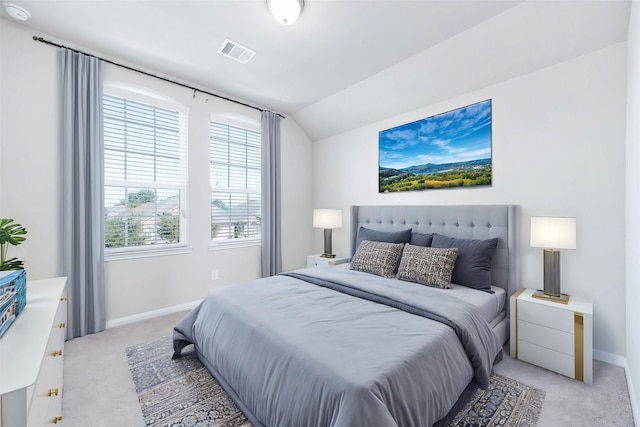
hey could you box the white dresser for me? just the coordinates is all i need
[0,277,68,426]
[510,287,593,383]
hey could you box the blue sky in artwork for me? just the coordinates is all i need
[379,100,492,169]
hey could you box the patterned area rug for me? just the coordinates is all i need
[126,337,544,427]
[449,371,545,427]
[126,336,250,427]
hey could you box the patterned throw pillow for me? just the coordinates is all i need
[397,244,459,289]
[350,240,405,278]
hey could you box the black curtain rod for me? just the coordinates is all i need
[33,36,284,118]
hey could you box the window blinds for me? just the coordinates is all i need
[104,94,188,249]
[210,121,261,241]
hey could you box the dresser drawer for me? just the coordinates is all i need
[44,393,63,426]
[518,319,574,355]
[28,330,64,426]
[518,299,573,333]
[518,340,575,378]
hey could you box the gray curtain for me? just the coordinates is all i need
[61,48,106,339]
[261,111,282,277]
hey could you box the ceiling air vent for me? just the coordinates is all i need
[217,39,256,64]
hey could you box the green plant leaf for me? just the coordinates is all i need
[0,219,27,246]
[0,257,24,271]
[0,218,27,270]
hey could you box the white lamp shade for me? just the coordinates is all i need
[530,216,576,249]
[313,209,342,229]
[266,0,303,25]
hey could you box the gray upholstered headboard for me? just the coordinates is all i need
[351,205,519,302]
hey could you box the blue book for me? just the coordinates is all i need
[0,270,26,338]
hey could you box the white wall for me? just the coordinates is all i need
[0,19,314,321]
[281,116,315,272]
[313,43,628,358]
[626,0,640,419]
[1,19,63,279]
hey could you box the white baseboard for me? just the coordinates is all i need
[628,368,640,427]
[105,300,202,329]
[593,350,639,426]
[594,349,627,367]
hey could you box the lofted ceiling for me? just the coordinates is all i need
[1,0,632,140]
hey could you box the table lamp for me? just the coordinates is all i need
[530,216,576,302]
[313,209,342,258]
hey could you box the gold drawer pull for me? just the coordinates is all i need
[48,387,59,397]
[51,349,63,357]
[60,297,68,302]
[53,415,63,424]
[57,322,66,328]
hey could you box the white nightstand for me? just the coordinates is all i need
[510,288,593,383]
[306,255,348,268]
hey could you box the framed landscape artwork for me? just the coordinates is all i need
[379,99,492,192]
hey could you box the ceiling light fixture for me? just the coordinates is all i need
[3,2,30,21]
[266,0,303,26]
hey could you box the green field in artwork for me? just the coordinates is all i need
[379,159,491,192]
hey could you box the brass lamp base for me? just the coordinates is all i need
[320,253,336,258]
[532,290,570,304]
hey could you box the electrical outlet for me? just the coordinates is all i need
[211,269,219,280]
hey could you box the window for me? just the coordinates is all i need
[210,121,261,245]
[103,93,188,256]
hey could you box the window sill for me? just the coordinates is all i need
[105,246,193,262]
[208,239,260,251]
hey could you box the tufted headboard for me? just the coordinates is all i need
[350,205,519,302]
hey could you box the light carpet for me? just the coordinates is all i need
[126,337,544,427]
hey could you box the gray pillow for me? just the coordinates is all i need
[430,234,498,292]
[397,244,458,289]
[410,232,433,247]
[350,240,405,278]
[355,227,412,250]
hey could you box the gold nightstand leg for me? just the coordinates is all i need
[575,313,584,381]
[512,288,526,359]
[515,298,518,359]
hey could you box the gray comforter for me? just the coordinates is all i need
[173,267,502,427]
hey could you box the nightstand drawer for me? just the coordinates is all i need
[518,320,574,355]
[518,299,573,333]
[518,340,574,378]
[307,255,348,268]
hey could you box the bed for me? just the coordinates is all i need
[173,204,519,427]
